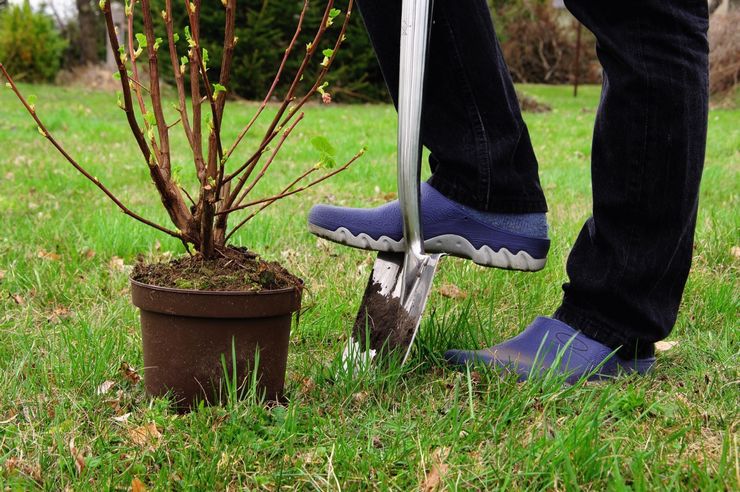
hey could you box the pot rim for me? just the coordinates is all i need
[130,277,303,297]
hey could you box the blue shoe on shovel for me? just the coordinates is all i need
[308,182,550,271]
[444,317,656,384]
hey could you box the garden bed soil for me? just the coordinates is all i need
[132,247,301,292]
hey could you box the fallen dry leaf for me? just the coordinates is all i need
[352,391,369,404]
[128,423,162,450]
[11,293,25,306]
[655,341,679,352]
[106,389,125,415]
[37,249,62,261]
[300,377,316,394]
[47,306,72,324]
[82,248,96,259]
[422,447,450,492]
[109,256,126,272]
[731,246,740,259]
[438,283,467,300]
[96,380,116,395]
[120,362,141,385]
[112,412,131,424]
[0,270,5,281]
[131,477,147,492]
[0,410,18,424]
[4,456,42,483]
[68,437,85,475]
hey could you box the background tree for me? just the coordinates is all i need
[74,0,102,64]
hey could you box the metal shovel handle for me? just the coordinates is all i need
[398,0,433,302]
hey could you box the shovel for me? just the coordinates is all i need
[343,0,441,367]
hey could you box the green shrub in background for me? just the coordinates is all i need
[0,0,67,82]
[142,0,387,103]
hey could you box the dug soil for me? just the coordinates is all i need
[132,247,301,292]
[352,280,416,355]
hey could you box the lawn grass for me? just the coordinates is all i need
[0,83,738,490]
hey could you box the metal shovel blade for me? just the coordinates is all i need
[341,0,437,369]
[347,251,441,365]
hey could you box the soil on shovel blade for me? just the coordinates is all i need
[352,280,416,355]
[132,247,301,292]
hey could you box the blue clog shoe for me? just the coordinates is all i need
[444,317,656,384]
[308,182,549,271]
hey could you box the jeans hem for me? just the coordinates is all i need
[428,174,548,214]
[553,301,656,359]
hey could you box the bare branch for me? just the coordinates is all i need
[231,113,306,209]
[221,0,310,165]
[141,0,172,176]
[0,64,184,240]
[224,148,365,241]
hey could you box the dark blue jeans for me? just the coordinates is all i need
[356,0,709,358]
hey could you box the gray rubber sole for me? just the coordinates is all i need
[309,223,546,272]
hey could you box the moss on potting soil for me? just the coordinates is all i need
[132,247,301,292]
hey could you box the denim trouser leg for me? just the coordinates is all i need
[357,0,709,357]
[355,0,548,213]
[553,0,709,357]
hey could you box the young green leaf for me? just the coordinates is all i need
[135,33,148,49]
[201,48,209,69]
[212,83,226,95]
[184,26,196,48]
[144,112,157,127]
[326,8,341,27]
[311,136,336,157]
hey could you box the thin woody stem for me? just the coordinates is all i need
[187,0,204,183]
[126,0,162,162]
[231,113,305,209]
[221,0,340,211]
[127,0,148,116]
[103,1,152,165]
[103,0,195,239]
[224,149,365,241]
[224,168,318,242]
[214,0,237,197]
[0,64,183,240]
[141,0,172,176]
[279,0,354,129]
[184,0,224,167]
[222,0,353,192]
[221,0,309,166]
[164,0,197,170]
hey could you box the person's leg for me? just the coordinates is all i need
[553,0,709,359]
[308,0,550,271]
[356,0,546,213]
[447,0,709,376]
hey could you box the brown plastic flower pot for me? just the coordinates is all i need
[130,279,301,411]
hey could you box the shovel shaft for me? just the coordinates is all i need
[398,0,433,300]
